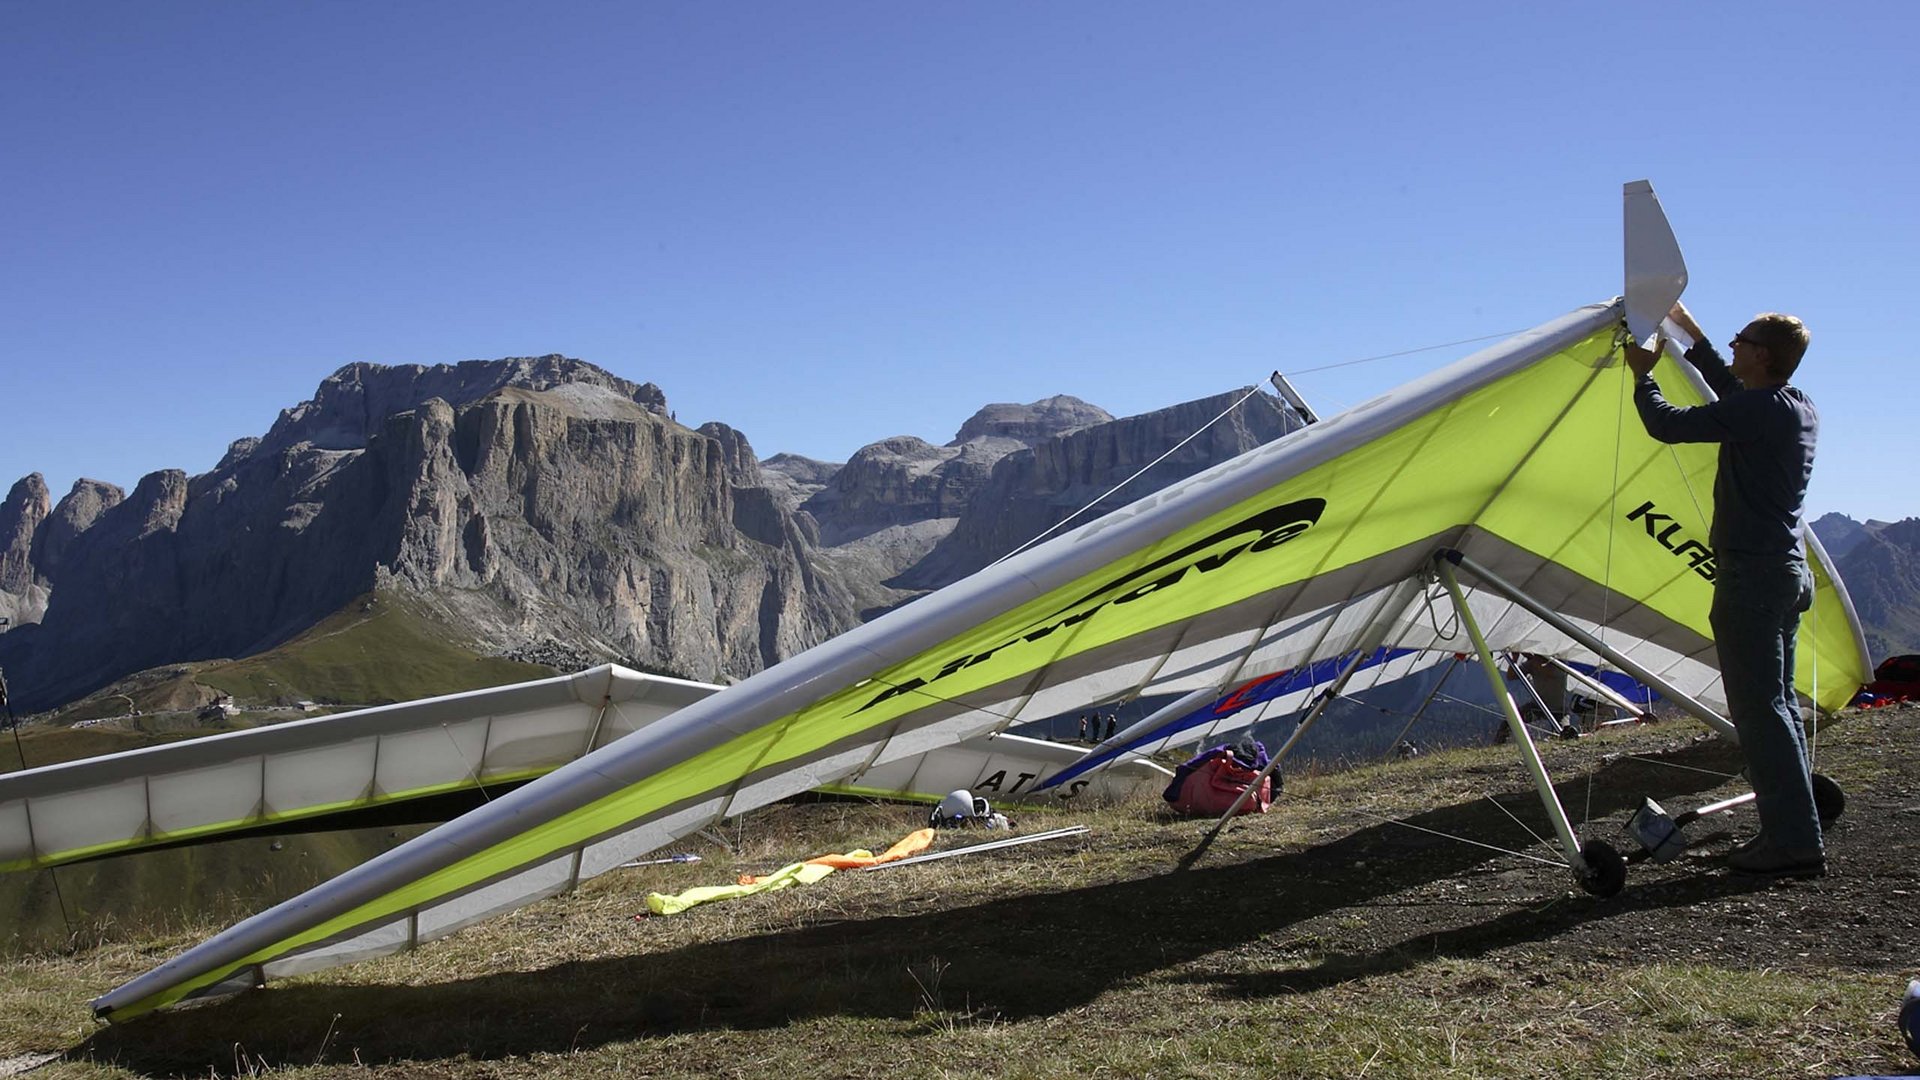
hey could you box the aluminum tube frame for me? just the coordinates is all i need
[1435,557,1589,877]
[1441,550,1737,742]
[1192,576,1425,853]
[1546,656,1646,719]
[1505,655,1571,737]
[1383,653,1463,760]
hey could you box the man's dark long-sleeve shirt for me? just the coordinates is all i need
[1633,340,1818,558]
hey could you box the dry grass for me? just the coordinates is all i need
[4,708,1918,1078]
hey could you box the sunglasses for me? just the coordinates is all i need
[1731,332,1764,348]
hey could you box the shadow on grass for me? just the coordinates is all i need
[75,739,1758,1076]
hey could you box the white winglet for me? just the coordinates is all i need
[1623,180,1688,347]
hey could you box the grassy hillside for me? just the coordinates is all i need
[12,591,555,769]
[191,592,554,708]
[2,704,1916,1077]
[0,593,557,955]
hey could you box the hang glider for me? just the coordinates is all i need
[0,666,1169,873]
[90,183,1871,1020]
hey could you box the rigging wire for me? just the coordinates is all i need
[1279,789,1569,869]
[1617,752,1741,782]
[1416,582,1461,642]
[1588,329,1637,834]
[993,324,1531,569]
[1281,329,1531,377]
[1,675,76,938]
[1807,564,1822,767]
[990,382,1271,567]
[440,722,495,804]
[1482,792,1559,862]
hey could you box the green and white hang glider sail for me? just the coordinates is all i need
[0,666,1168,872]
[90,183,1871,1020]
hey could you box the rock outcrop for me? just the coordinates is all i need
[34,479,125,584]
[1836,517,1920,659]
[0,369,1303,713]
[1812,512,1871,560]
[896,387,1301,588]
[800,397,1111,548]
[0,474,51,629]
[949,394,1110,446]
[0,359,862,711]
[760,454,841,514]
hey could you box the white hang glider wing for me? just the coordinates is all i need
[91,183,1870,1019]
[0,668,1166,872]
[0,667,709,872]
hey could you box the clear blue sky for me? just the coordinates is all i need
[4,2,1914,523]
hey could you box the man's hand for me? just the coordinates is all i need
[1624,334,1666,378]
[1667,301,1705,343]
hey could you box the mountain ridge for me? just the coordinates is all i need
[0,358,1293,712]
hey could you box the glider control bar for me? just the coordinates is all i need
[1434,556,1589,877]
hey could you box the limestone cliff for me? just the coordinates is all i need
[0,359,860,711]
[895,388,1301,589]
[1836,517,1920,659]
[0,475,50,629]
[0,369,1299,713]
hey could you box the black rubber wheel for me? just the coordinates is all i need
[1578,838,1628,898]
[1901,986,1920,1060]
[1812,772,1846,827]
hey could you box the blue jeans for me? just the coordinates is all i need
[1710,553,1821,854]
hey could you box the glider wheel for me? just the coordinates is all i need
[1812,773,1846,827]
[1902,986,1920,1060]
[1578,838,1627,898]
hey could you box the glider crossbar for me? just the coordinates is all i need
[1435,555,1588,877]
[1440,550,1738,742]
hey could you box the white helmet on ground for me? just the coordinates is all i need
[931,788,989,825]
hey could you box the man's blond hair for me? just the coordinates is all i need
[1750,313,1810,378]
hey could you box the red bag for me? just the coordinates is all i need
[1168,751,1271,816]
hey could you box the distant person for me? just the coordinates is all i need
[1077,713,1090,742]
[1626,300,1823,878]
[1103,713,1118,741]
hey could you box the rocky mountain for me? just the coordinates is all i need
[1831,516,1920,661]
[0,360,1293,713]
[948,394,1111,446]
[897,388,1297,588]
[0,357,856,712]
[1811,512,1872,560]
[0,475,50,629]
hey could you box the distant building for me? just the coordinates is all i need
[197,694,238,721]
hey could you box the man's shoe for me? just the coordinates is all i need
[1727,841,1825,879]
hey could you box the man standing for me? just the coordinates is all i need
[1625,301,1823,878]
